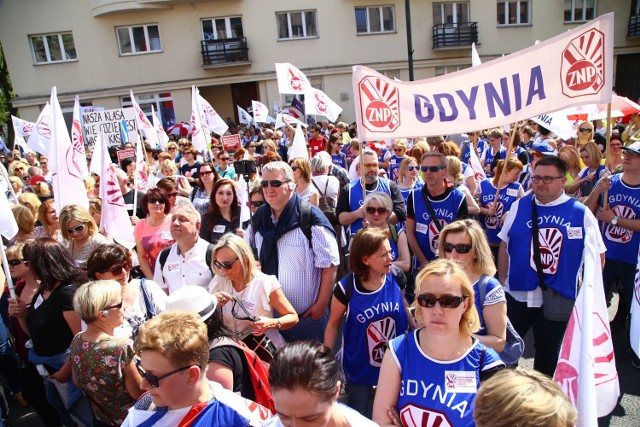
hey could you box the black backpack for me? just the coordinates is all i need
[311,179,339,225]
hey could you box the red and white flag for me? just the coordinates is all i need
[11,116,35,152]
[71,96,90,180]
[135,137,149,193]
[190,86,210,152]
[554,231,619,425]
[629,248,640,361]
[49,87,89,214]
[92,134,135,248]
[197,91,229,136]
[275,62,311,95]
[151,105,169,150]
[304,88,343,122]
[129,90,154,145]
[275,112,307,129]
[28,103,51,155]
[252,101,269,124]
[467,141,486,186]
[237,106,253,125]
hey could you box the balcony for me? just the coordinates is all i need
[201,38,250,67]
[629,14,640,38]
[432,22,478,49]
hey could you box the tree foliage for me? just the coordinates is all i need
[0,41,17,147]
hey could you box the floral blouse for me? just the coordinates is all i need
[70,333,136,425]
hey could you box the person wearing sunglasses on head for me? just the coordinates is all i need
[406,152,468,269]
[60,204,112,282]
[249,161,339,342]
[87,244,166,339]
[373,259,504,426]
[69,280,145,426]
[122,311,271,426]
[337,149,407,237]
[8,239,95,426]
[133,188,175,280]
[498,155,605,377]
[209,234,298,361]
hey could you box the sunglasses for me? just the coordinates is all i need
[578,128,592,132]
[247,145,256,148]
[219,157,230,161]
[7,259,23,267]
[250,201,265,208]
[213,257,239,270]
[393,148,404,152]
[147,198,166,204]
[135,358,192,388]
[231,296,259,322]
[407,166,418,171]
[416,293,467,309]
[260,179,290,188]
[366,206,388,215]
[363,163,379,168]
[421,165,446,173]
[166,192,178,198]
[103,263,131,275]
[291,166,300,172]
[103,300,123,311]
[67,224,86,234]
[168,147,177,151]
[199,170,213,176]
[443,242,473,254]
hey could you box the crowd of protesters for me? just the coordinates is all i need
[1,111,639,426]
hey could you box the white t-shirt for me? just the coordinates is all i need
[209,271,286,347]
[311,175,340,200]
[264,402,377,427]
[114,279,167,339]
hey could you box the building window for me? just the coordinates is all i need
[122,92,175,129]
[355,6,395,34]
[116,24,161,55]
[433,2,470,25]
[497,1,530,25]
[435,65,470,77]
[30,33,77,64]
[564,0,595,23]
[202,17,244,40]
[276,10,317,39]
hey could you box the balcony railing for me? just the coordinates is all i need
[201,38,250,66]
[432,22,478,49]
[629,14,640,38]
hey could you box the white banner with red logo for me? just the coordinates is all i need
[304,88,343,122]
[275,62,311,95]
[72,96,90,180]
[252,101,270,124]
[151,105,169,150]
[630,249,640,361]
[190,86,210,153]
[11,115,35,153]
[28,103,51,155]
[553,230,619,425]
[353,14,613,140]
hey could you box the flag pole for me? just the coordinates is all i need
[493,123,519,204]
[1,240,16,299]
[603,102,612,210]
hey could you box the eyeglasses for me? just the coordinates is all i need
[421,166,446,173]
[291,166,300,172]
[213,257,239,270]
[578,128,592,132]
[531,175,564,184]
[247,145,256,148]
[178,144,185,148]
[147,198,165,204]
[231,296,259,322]
[443,242,473,254]
[366,206,388,215]
[260,179,290,188]
[166,192,178,198]
[416,293,467,309]
[393,148,404,152]
[168,147,177,151]
[40,162,48,166]
[250,201,265,208]
[199,170,213,176]
[135,358,193,388]
[219,157,230,161]
[7,259,23,267]
[67,224,86,234]
[363,163,379,168]
[103,263,131,275]
[407,166,418,171]
[103,300,123,311]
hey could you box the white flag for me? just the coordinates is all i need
[467,141,486,186]
[11,116,35,153]
[0,189,18,240]
[190,86,210,152]
[531,111,576,140]
[94,133,136,248]
[198,94,229,136]
[237,106,253,125]
[288,124,308,160]
[236,179,250,223]
[554,231,620,424]
[130,90,153,130]
[71,96,90,180]
[471,43,482,67]
[630,248,640,360]
[28,103,51,155]
[275,112,308,129]
[273,102,281,115]
[252,101,269,124]
[151,106,169,150]
[135,138,149,194]
[275,63,311,95]
[304,88,343,122]
[49,87,89,214]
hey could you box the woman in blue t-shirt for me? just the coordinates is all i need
[373,259,504,427]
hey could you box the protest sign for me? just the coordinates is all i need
[221,134,241,152]
[116,149,135,164]
[82,107,137,147]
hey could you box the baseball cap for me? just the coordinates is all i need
[622,141,640,156]
[165,285,217,322]
[29,175,46,186]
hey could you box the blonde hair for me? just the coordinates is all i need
[413,259,480,335]
[135,311,209,369]
[12,205,35,234]
[73,280,121,323]
[438,219,496,277]
[59,204,98,241]
[9,176,23,191]
[211,233,258,285]
[160,159,178,175]
[446,156,464,185]
[579,141,603,168]
[392,139,408,154]
[18,192,41,218]
[474,368,577,427]
[290,157,312,183]
[397,156,418,183]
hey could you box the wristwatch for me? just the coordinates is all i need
[276,320,282,330]
[612,216,619,226]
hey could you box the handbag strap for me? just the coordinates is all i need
[421,188,443,232]
[139,278,156,320]
[530,200,547,290]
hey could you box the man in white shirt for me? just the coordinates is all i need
[154,204,213,294]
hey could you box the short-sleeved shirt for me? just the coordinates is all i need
[153,239,213,294]
[473,277,506,335]
[70,334,136,425]
[134,217,174,275]
[208,345,254,400]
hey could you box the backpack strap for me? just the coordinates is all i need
[139,278,156,320]
[300,200,313,248]
[205,243,214,275]
[157,246,172,284]
[342,273,356,303]
[388,224,399,243]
